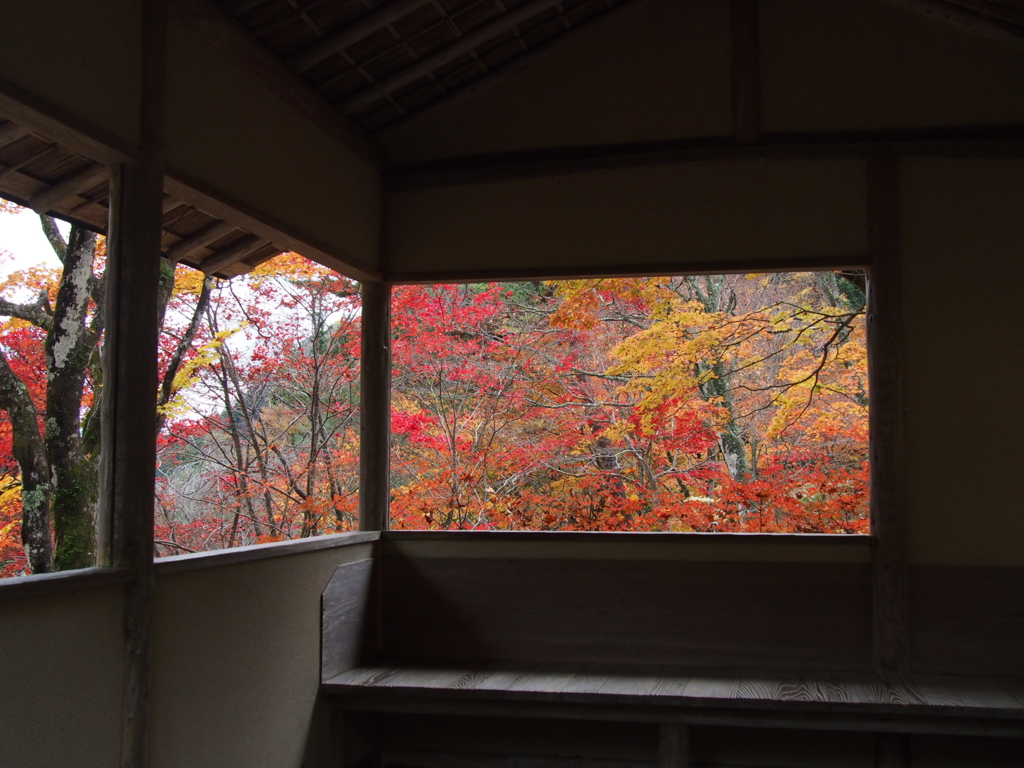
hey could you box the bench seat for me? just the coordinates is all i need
[323,661,1024,737]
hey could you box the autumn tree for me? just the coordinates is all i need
[0,202,208,574]
[389,273,868,534]
[155,254,362,554]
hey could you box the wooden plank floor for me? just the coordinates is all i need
[323,661,1024,736]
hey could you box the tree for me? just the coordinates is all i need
[154,254,362,553]
[389,273,868,534]
[0,203,209,575]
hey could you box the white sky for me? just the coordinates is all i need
[0,204,66,278]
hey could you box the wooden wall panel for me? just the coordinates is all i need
[380,557,872,670]
[910,565,1024,676]
[322,558,377,682]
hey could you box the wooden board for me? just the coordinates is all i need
[322,558,377,682]
[324,660,1024,736]
[910,565,1024,676]
[379,557,872,670]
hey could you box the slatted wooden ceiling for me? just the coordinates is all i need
[224,0,633,132]
[0,119,281,278]
[3,0,1024,277]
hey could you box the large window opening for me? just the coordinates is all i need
[390,272,868,533]
[0,195,363,577]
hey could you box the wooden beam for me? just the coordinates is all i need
[384,126,1024,192]
[220,0,272,15]
[867,148,909,674]
[0,120,28,147]
[877,0,1024,45]
[874,733,911,767]
[164,220,238,263]
[164,169,383,282]
[169,0,381,167]
[659,724,688,768]
[27,163,108,214]
[387,255,867,286]
[198,234,271,274]
[162,196,187,215]
[0,76,139,166]
[289,0,430,73]
[358,280,392,532]
[342,0,565,114]
[97,4,167,768]
[731,0,760,145]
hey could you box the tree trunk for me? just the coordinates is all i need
[45,227,100,570]
[0,353,52,573]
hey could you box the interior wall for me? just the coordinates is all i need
[148,542,374,768]
[387,158,866,277]
[0,0,141,151]
[901,159,1024,567]
[0,585,125,768]
[761,0,1024,133]
[379,0,731,165]
[165,19,381,278]
[381,0,1024,167]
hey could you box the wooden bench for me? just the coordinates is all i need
[324,660,1024,737]
[319,536,1024,765]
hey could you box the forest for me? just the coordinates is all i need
[0,205,869,577]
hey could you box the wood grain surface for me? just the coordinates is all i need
[324,659,1024,736]
[322,558,377,682]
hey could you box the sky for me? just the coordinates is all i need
[0,204,65,279]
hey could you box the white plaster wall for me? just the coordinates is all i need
[148,542,375,768]
[0,585,125,768]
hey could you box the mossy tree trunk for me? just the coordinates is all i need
[0,215,195,573]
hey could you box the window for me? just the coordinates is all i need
[389,272,868,533]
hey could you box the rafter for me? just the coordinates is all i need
[289,0,431,73]
[342,0,565,114]
[878,0,1024,44]
[27,163,107,214]
[165,220,238,263]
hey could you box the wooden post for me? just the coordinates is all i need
[731,0,760,145]
[874,733,911,767]
[97,1,167,765]
[359,280,392,531]
[659,724,689,768]
[867,148,909,673]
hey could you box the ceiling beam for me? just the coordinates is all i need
[384,126,1024,192]
[290,0,431,74]
[165,220,238,263]
[342,0,564,114]
[220,0,272,16]
[877,0,1024,44]
[162,196,188,214]
[27,163,108,214]
[198,234,270,274]
[0,121,28,148]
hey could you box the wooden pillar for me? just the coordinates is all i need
[659,724,689,768]
[875,733,911,767]
[867,148,909,673]
[359,280,392,531]
[731,0,760,145]
[97,1,167,765]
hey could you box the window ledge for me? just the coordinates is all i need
[0,566,135,604]
[154,530,380,575]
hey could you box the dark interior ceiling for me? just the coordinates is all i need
[220,0,636,132]
[1,0,1023,277]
